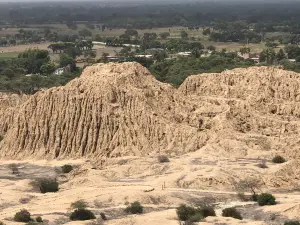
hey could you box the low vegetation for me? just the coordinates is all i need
[176,204,216,223]
[157,155,170,163]
[285,221,300,225]
[272,155,286,164]
[35,216,43,223]
[70,208,96,221]
[71,200,88,209]
[14,209,32,222]
[0,136,3,142]
[32,178,59,193]
[257,193,276,206]
[222,207,243,220]
[61,164,73,173]
[125,201,144,214]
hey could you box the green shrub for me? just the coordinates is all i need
[125,201,144,214]
[176,204,210,222]
[272,155,286,164]
[284,221,300,225]
[14,209,32,222]
[70,208,96,221]
[176,204,197,221]
[199,206,216,218]
[257,193,276,206]
[251,194,258,202]
[36,216,43,222]
[37,178,59,193]
[61,164,73,173]
[222,207,242,220]
[157,155,170,163]
[71,200,88,209]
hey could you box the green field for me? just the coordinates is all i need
[0,52,19,60]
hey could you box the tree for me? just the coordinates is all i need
[234,178,262,197]
[125,29,138,38]
[59,54,73,67]
[180,30,188,39]
[191,48,201,58]
[202,28,211,36]
[18,49,50,74]
[284,45,300,59]
[276,49,286,61]
[259,48,276,64]
[240,47,250,54]
[159,32,170,40]
[78,29,92,39]
[153,50,168,61]
[40,62,56,75]
[65,47,82,59]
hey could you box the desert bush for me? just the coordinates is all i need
[100,212,107,220]
[199,206,216,218]
[71,200,88,209]
[257,193,276,206]
[35,216,43,223]
[34,178,59,193]
[176,204,204,222]
[0,221,5,225]
[234,178,261,197]
[125,201,144,214]
[70,208,96,221]
[177,204,195,221]
[157,155,170,163]
[14,209,32,222]
[222,207,242,220]
[272,155,286,164]
[251,193,258,202]
[0,136,3,142]
[284,221,300,225]
[61,164,73,173]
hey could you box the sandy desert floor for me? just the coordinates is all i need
[0,151,299,225]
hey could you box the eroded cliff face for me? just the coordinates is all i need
[0,63,300,161]
[0,63,208,159]
[0,93,28,136]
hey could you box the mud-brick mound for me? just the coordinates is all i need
[1,64,300,160]
[0,63,207,158]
